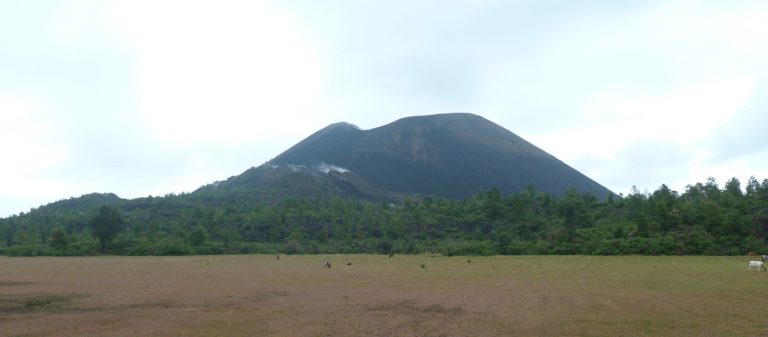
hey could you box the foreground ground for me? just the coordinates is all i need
[1,255,766,337]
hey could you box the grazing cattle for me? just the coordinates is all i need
[323,261,332,268]
[747,261,766,271]
[748,252,758,257]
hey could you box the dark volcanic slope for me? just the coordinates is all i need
[273,122,365,166]
[272,113,613,199]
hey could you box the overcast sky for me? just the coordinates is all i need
[2,0,767,217]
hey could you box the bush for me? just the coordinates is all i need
[438,240,496,256]
[6,244,52,257]
[284,240,302,255]
[376,240,393,254]
[157,238,193,256]
[505,241,528,255]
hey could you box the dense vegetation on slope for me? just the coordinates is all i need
[2,176,766,256]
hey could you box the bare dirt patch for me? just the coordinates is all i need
[0,255,766,337]
[0,293,80,314]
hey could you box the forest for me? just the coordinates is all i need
[1,176,767,256]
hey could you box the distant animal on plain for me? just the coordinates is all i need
[323,261,332,268]
[748,252,758,256]
[276,254,280,260]
[747,261,766,271]
[388,254,394,258]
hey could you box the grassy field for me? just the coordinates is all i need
[1,255,767,337]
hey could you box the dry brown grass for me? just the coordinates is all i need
[1,255,767,337]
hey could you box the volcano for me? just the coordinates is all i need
[262,113,612,199]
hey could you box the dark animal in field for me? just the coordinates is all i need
[346,262,352,265]
[276,254,280,260]
[388,254,394,258]
[323,261,332,268]
[748,252,758,256]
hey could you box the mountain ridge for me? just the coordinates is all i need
[269,113,613,199]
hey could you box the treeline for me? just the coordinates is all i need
[1,176,767,256]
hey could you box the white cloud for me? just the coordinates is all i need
[687,148,768,191]
[0,95,74,213]
[105,0,328,144]
[0,96,66,177]
[510,1,768,196]
[530,75,755,184]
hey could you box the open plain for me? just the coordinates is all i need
[1,255,767,337]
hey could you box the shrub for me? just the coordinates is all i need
[157,238,192,256]
[284,240,302,255]
[6,244,53,257]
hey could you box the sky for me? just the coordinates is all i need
[2,0,768,217]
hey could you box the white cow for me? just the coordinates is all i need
[747,261,766,271]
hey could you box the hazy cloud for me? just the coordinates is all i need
[2,0,768,216]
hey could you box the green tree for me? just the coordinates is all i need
[90,205,125,251]
[48,225,68,248]
[189,225,207,247]
[746,176,760,197]
[724,177,743,198]
[559,189,590,242]
[703,177,720,199]
[483,187,503,221]
[649,184,678,232]
[284,240,302,254]
[626,186,650,236]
